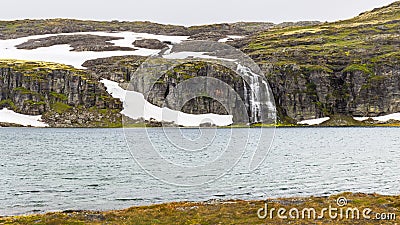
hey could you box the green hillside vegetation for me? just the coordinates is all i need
[245,1,400,70]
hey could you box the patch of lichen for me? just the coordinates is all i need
[13,87,41,95]
[50,102,72,114]
[343,64,374,75]
[301,64,333,74]
[49,92,68,101]
[0,99,17,111]
[156,61,238,84]
[23,100,46,106]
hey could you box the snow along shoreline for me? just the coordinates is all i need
[297,117,330,125]
[0,108,48,127]
[298,113,400,126]
[353,113,400,123]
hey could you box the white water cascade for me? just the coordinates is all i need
[237,64,276,124]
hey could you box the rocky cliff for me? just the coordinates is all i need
[0,60,122,127]
[132,61,247,117]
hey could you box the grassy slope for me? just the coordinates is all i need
[1,193,398,224]
[0,59,90,78]
[244,1,400,71]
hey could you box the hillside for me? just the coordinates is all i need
[0,2,399,127]
[241,1,400,123]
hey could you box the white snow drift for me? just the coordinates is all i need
[218,35,244,43]
[297,117,330,125]
[354,113,400,122]
[0,108,48,127]
[0,32,189,69]
[100,79,233,127]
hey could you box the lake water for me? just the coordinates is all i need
[1,127,399,216]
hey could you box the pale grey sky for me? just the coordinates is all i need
[1,0,397,25]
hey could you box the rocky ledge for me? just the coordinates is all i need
[0,60,123,128]
[188,32,227,41]
[0,122,24,127]
[132,39,168,49]
[15,34,136,52]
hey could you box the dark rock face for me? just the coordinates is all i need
[130,61,250,123]
[181,97,228,115]
[16,34,136,52]
[133,39,168,49]
[82,55,146,82]
[262,64,400,122]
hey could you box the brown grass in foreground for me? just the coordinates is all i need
[1,193,399,224]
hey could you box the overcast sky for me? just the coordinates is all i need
[1,0,397,26]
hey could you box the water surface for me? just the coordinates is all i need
[0,127,399,215]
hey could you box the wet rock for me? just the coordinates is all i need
[200,122,216,127]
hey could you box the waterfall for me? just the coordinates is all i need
[237,64,276,124]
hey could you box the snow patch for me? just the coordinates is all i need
[100,79,233,127]
[162,51,236,62]
[354,113,400,122]
[0,108,48,127]
[0,32,189,69]
[218,35,245,43]
[297,117,330,125]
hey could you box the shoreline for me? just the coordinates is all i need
[2,192,398,224]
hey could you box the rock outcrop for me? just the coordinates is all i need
[81,55,146,82]
[132,39,168,49]
[16,34,136,52]
[0,60,122,127]
[188,32,226,41]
